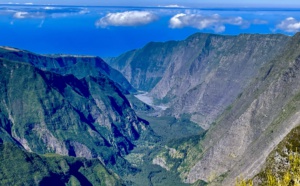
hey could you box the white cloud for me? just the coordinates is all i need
[13,11,45,19]
[169,13,247,33]
[158,4,185,8]
[79,9,89,15]
[13,12,28,19]
[44,6,56,10]
[7,2,32,5]
[276,17,300,33]
[8,7,90,19]
[95,11,158,28]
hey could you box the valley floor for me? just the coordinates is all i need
[122,110,204,185]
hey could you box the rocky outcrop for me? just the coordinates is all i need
[107,33,289,129]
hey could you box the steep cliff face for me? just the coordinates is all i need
[106,41,179,91]
[0,58,149,170]
[0,47,135,93]
[159,33,300,185]
[107,33,289,129]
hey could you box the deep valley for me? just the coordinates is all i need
[1,32,300,186]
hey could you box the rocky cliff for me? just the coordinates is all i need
[105,41,179,91]
[107,33,289,129]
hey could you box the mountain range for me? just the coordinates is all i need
[1,32,300,185]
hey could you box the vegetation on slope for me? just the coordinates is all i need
[0,142,122,186]
[122,113,204,186]
[0,58,151,176]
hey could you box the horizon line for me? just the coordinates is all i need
[2,3,300,9]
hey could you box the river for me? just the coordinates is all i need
[134,91,168,111]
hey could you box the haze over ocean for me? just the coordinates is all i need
[1,5,300,57]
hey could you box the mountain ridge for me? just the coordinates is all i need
[0,46,136,94]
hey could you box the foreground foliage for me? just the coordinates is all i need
[236,126,300,186]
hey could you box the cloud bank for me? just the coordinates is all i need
[13,11,45,19]
[3,6,90,19]
[13,12,28,19]
[158,4,185,8]
[169,13,247,33]
[276,17,300,33]
[95,11,158,28]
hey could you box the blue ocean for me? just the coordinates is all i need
[0,5,300,57]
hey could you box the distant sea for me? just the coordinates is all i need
[0,5,300,57]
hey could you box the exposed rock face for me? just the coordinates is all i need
[0,47,136,93]
[107,33,289,129]
[105,41,179,91]
[69,141,93,159]
[183,33,300,185]
[33,123,69,155]
[153,157,170,171]
[0,58,148,169]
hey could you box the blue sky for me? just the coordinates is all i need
[3,0,300,7]
[1,4,300,57]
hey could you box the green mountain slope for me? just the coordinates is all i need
[0,58,150,174]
